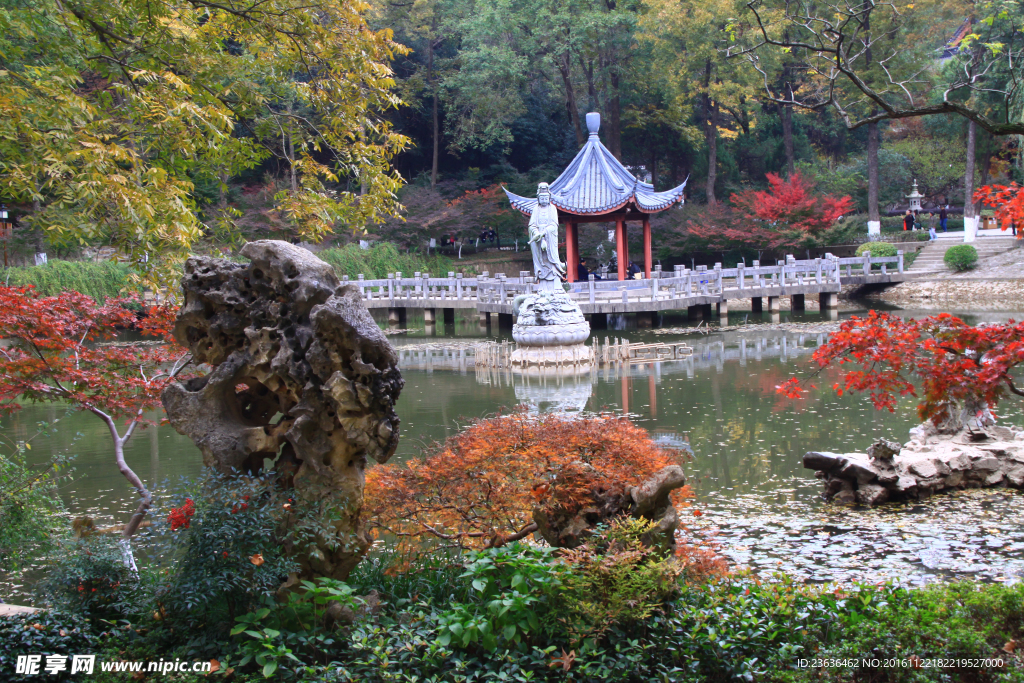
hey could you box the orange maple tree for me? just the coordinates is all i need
[0,286,189,568]
[975,183,1024,238]
[363,412,690,551]
[777,311,1024,425]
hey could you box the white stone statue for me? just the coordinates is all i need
[527,183,565,288]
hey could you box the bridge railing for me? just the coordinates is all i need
[344,252,904,305]
[834,251,905,277]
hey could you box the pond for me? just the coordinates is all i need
[4,305,1024,599]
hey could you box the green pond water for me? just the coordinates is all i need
[4,305,1024,598]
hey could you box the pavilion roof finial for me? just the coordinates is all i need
[586,112,600,137]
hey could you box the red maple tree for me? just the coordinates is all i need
[682,173,853,252]
[0,286,190,568]
[731,172,854,236]
[777,311,1024,426]
[975,183,1024,238]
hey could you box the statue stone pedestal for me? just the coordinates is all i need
[511,285,592,369]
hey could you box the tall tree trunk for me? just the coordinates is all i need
[782,84,795,177]
[965,119,977,219]
[428,38,439,191]
[285,103,297,193]
[867,121,880,223]
[608,70,622,159]
[705,99,719,206]
[980,132,993,187]
[558,51,585,147]
[863,14,880,228]
[33,180,44,255]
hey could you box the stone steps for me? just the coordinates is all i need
[908,236,1018,272]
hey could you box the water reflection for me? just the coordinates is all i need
[6,310,1024,592]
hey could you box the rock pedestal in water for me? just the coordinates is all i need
[162,240,404,579]
[805,423,1024,506]
[511,286,594,367]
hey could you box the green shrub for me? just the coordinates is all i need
[228,578,363,678]
[434,544,562,652]
[155,472,299,645]
[944,244,978,271]
[0,423,72,571]
[0,610,98,681]
[855,241,898,257]
[0,260,135,301]
[40,535,145,622]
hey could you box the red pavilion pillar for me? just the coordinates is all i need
[642,216,652,278]
[615,219,627,281]
[566,220,578,282]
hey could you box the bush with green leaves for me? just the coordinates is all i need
[154,472,299,646]
[0,610,98,681]
[0,424,72,571]
[39,534,145,622]
[944,244,979,271]
[855,241,899,257]
[551,518,683,645]
[227,578,363,679]
[434,544,562,652]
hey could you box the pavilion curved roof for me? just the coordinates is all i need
[504,112,687,217]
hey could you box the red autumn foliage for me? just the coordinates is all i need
[731,172,854,235]
[683,173,853,252]
[975,183,1024,239]
[0,287,182,418]
[363,412,691,551]
[168,499,196,531]
[777,311,1024,425]
[0,286,190,551]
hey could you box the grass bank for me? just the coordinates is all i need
[318,243,470,280]
[0,260,135,302]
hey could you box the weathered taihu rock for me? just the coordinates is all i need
[162,240,403,579]
[805,424,1024,506]
[532,465,686,550]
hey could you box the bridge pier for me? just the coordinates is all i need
[767,296,780,313]
[751,297,763,313]
[498,312,514,330]
[388,307,406,325]
[424,308,437,324]
[824,307,839,321]
[478,311,490,326]
[443,308,455,325]
[717,300,728,322]
[819,292,838,309]
[792,294,805,311]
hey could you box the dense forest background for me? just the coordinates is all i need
[355,0,1022,260]
[1,0,1021,273]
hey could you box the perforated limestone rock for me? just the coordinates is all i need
[532,465,686,550]
[805,424,1024,506]
[162,241,403,579]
